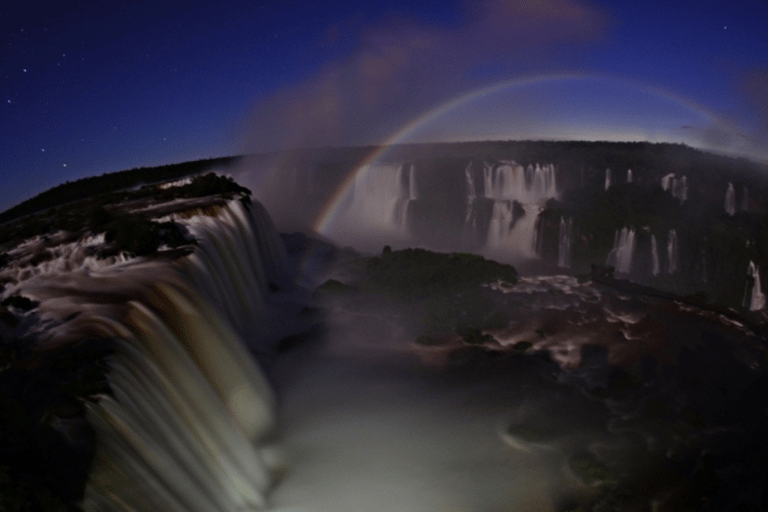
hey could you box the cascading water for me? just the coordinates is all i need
[667,229,678,274]
[605,168,611,190]
[725,182,736,216]
[676,176,688,202]
[606,227,636,274]
[481,161,556,259]
[558,217,572,268]
[651,234,660,276]
[485,202,541,259]
[661,174,688,202]
[530,163,557,200]
[331,163,417,243]
[627,169,633,184]
[744,261,766,311]
[13,200,292,512]
[482,162,557,203]
[462,162,480,247]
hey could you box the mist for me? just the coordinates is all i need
[235,0,609,154]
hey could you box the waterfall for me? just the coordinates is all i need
[480,161,556,259]
[667,229,678,274]
[675,176,688,202]
[606,227,636,274]
[744,261,766,311]
[482,161,556,203]
[742,186,749,212]
[627,169,633,184]
[462,162,480,246]
[651,234,660,276]
[13,200,292,512]
[333,162,415,241]
[605,168,611,190]
[408,163,418,200]
[464,162,476,200]
[530,163,557,201]
[661,174,687,202]
[485,202,540,259]
[725,182,736,216]
[558,217,572,268]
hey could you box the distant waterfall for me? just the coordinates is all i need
[742,186,749,212]
[408,163,418,200]
[661,174,688,202]
[627,169,633,184]
[334,162,417,241]
[725,183,736,216]
[605,168,611,190]
[667,229,678,274]
[16,200,293,512]
[482,161,557,203]
[744,261,766,311]
[481,161,556,259]
[607,227,636,274]
[558,217,572,268]
[463,162,480,246]
[485,202,541,259]
[651,234,660,276]
[530,163,557,201]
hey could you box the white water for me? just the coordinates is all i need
[725,182,736,216]
[558,217,572,268]
[667,229,678,274]
[604,168,611,190]
[651,234,660,276]
[745,261,766,311]
[661,173,672,191]
[627,169,632,184]
[606,227,635,274]
[486,202,541,259]
[329,162,416,244]
[482,161,557,203]
[661,174,687,202]
[9,200,291,512]
[480,161,556,259]
[462,162,481,247]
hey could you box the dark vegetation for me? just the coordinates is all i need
[0,156,239,225]
[0,335,112,511]
[364,246,518,296]
[317,246,517,344]
[0,172,249,259]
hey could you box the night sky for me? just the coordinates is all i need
[3,0,768,212]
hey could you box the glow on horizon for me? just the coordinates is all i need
[314,74,759,236]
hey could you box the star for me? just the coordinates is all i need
[62,163,67,167]
[22,69,27,73]
[41,149,45,152]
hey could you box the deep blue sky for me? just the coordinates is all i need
[2,0,767,212]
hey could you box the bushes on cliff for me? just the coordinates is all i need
[365,247,518,299]
[104,215,160,256]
